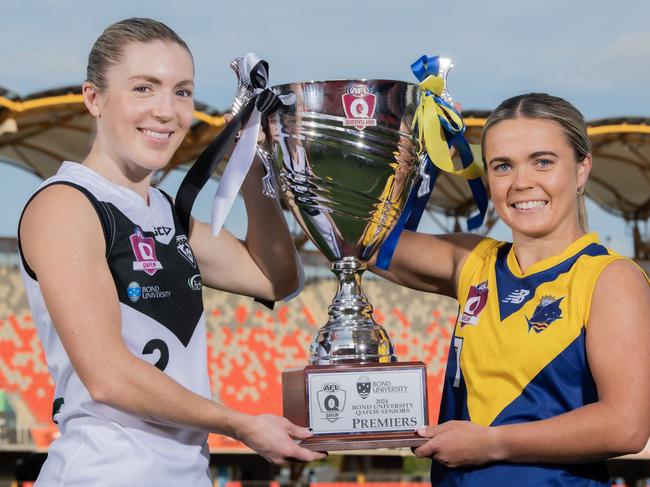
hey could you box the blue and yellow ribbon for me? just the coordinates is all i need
[412,74,483,180]
[376,55,489,270]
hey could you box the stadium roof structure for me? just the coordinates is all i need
[0,85,226,181]
[587,117,650,221]
[1,89,649,240]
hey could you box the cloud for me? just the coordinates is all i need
[598,31,650,88]
[3,0,650,116]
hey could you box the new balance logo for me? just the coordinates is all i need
[502,289,531,304]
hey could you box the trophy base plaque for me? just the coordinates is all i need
[283,362,429,451]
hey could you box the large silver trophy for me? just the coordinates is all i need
[260,79,432,451]
[227,61,446,450]
[267,80,420,361]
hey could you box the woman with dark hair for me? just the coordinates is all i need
[18,18,324,487]
[371,93,650,486]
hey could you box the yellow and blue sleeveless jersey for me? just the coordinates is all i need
[433,233,626,486]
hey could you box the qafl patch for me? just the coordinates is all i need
[526,295,564,333]
[342,84,377,130]
[129,226,163,276]
[459,281,489,327]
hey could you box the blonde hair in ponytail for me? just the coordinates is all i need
[577,188,588,233]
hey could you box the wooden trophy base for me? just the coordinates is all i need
[283,362,429,452]
[298,430,428,452]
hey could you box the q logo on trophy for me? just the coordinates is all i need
[318,383,346,423]
[342,85,377,130]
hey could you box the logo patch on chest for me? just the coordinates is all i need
[129,226,163,276]
[459,281,489,327]
[176,234,196,268]
[526,295,564,333]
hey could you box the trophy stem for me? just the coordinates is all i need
[309,257,396,365]
[328,257,373,322]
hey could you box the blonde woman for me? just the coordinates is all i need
[18,18,324,487]
[372,93,650,486]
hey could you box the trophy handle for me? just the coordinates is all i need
[231,56,277,199]
[416,153,431,198]
[255,136,277,199]
[437,57,454,105]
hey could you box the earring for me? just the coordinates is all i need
[577,186,585,196]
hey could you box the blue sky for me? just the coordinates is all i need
[2,0,649,254]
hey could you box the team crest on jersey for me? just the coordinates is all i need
[342,84,377,130]
[130,226,163,276]
[459,281,489,327]
[176,234,196,268]
[526,295,564,333]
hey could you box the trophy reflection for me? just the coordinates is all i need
[262,80,429,451]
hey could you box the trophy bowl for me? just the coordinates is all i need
[262,79,429,450]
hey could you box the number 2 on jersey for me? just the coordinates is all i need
[143,339,170,371]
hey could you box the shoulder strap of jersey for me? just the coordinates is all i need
[578,252,649,326]
[157,188,175,207]
[17,181,114,281]
[456,237,503,298]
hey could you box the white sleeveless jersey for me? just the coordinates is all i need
[19,162,212,487]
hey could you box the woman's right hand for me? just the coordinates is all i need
[233,413,327,464]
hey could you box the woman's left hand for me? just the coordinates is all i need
[413,420,499,467]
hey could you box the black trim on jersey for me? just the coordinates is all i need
[17,181,113,281]
[158,189,175,207]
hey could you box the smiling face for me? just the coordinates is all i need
[83,39,195,177]
[483,117,591,242]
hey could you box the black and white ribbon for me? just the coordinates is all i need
[175,53,289,235]
[174,53,299,307]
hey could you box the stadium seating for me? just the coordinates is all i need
[0,264,458,449]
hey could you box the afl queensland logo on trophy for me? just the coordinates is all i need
[342,84,377,130]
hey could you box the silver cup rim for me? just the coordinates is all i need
[270,78,417,91]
